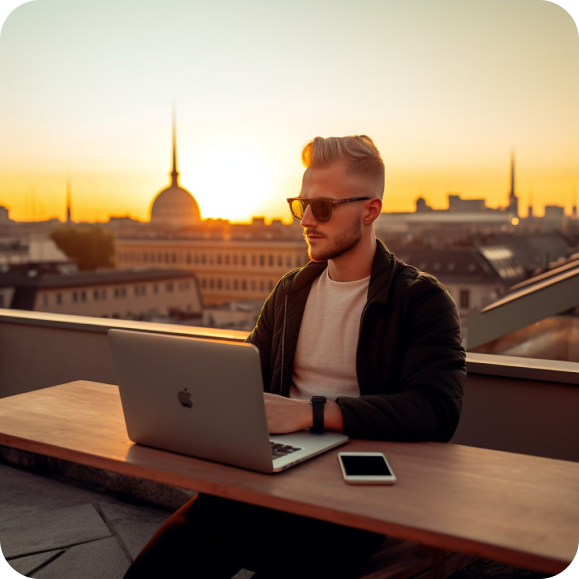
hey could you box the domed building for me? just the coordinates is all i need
[150,112,202,227]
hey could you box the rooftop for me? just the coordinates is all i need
[0,309,577,578]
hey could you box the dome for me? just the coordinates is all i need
[150,182,201,226]
[149,107,202,227]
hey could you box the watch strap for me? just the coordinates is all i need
[310,396,327,433]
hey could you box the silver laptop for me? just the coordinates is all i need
[108,329,348,473]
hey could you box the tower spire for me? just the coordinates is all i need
[66,174,72,223]
[508,150,518,217]
[170,103,179,186]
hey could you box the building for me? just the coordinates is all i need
[115,238,308,306]
[0,267,202,320]
[394,246,525,319]
[148,108,202,228]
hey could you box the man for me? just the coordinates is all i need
[124,135,465,579]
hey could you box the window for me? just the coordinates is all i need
[158,253,162,263]
[225,279,230,290]
[241,255,246,266]
[201,278,207,289]
[94,290,100,300]
[225,254,230,265]
[251,280,256,291]
[260,280,265,291]
[260,255,265,267]
[81,291,87,302]
[0,294,3,308]
[150,253,155,263]
[73,291,78,302]
[217,278,222,289]
[286,256,292,267]
[460,289,470,309]
[113,288,119,298]
[242,280,247,291]
[186,253,191,264]
[172,253,177,263]
[252,255,256,266]
[165,253,170,263]
[269,280,274,291]
[153,284,159,294]
[121,288,127,298]
[209,278,214,289]
[134,286,139,296]
[166,282,174,292]
[201,253,207,264]
[144,253,148,263]
[43,294,49,306]
[233,279,239,290]
[268,255,274,267]
[277,255,283,267]
[56,293,63,305]
[233,254,238,266]
[101,289,107,299]
[217,254,222,265]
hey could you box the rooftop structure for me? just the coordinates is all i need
[149,107,201,228]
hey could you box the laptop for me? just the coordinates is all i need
[108,329,348,473]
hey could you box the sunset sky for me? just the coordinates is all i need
[0,0,578,223]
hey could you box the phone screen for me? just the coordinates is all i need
[341,455,392,476]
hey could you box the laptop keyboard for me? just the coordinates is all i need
[270,442,302,460]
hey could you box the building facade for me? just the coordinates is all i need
[0,268,202,320]
[115,239,308,306]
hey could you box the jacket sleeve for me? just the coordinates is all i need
[245,286,277,392]
[337,278,466,442]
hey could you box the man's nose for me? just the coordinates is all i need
[301,204,317,227]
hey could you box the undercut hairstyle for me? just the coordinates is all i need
[301,135,385,198]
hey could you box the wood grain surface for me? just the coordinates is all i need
[0,381,577,574]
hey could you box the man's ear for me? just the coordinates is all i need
[363,198,382,225]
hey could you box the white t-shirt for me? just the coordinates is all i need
[289,269,370,401]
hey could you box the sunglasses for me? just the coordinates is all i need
[286,197,372,223]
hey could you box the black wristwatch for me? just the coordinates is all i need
[310,396,327,433]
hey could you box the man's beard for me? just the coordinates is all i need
[306,219,364,263]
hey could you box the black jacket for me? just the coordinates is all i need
[247,240,466,442]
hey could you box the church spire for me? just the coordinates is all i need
[170,103,179,186]
[508,150,518,217]
[66,175,72,223]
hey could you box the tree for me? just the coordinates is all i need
[50,225,115,270]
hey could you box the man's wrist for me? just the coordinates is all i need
[310,396,327,433]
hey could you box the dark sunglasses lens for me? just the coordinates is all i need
[291,200,305,220]
[312,199,331,222]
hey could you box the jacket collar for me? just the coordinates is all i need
[283,239,396,305]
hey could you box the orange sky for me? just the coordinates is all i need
[0,0,577,223]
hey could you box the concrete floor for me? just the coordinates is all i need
[0,461,550,579]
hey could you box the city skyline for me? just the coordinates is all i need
[0,0,578,223]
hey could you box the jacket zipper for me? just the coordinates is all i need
[280,294,288,394]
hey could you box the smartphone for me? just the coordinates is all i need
[338,452,397,485]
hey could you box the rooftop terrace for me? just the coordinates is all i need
[0,309,577,577]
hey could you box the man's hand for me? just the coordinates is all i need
[263,393,311,434]
[263,393,345,434]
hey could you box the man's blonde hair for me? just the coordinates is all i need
[301,135,385,198]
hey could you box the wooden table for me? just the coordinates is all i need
[0,381,577,575]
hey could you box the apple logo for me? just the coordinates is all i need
[178,387,193,409]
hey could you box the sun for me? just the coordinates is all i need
[185,143,275,223]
